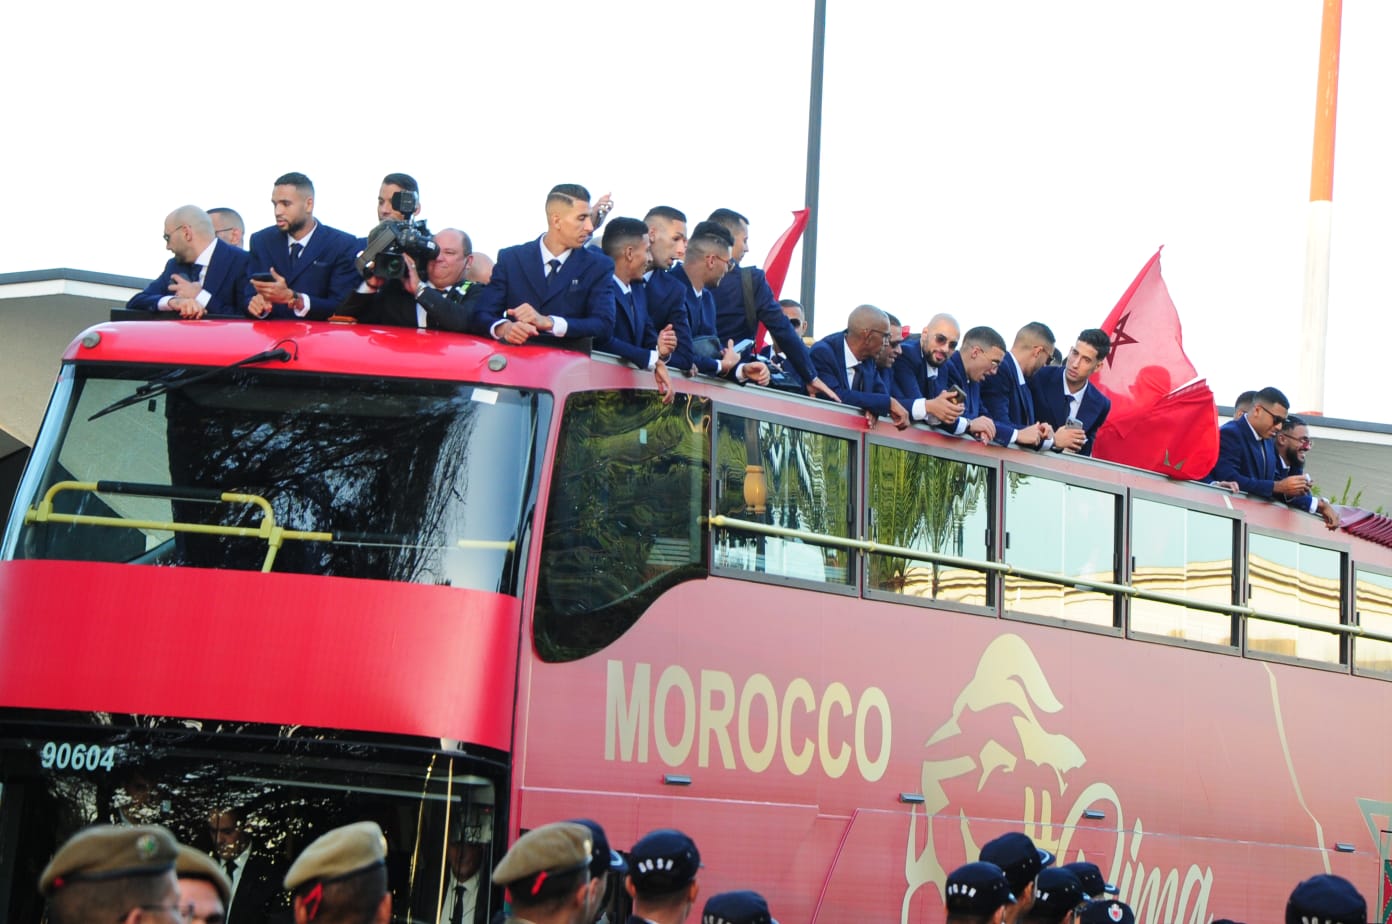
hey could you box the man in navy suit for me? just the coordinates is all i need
[706,208,838,402]
[1206,386,1310,497]
[1274,414,1340,528]
[597,217,677,400]
[643,206,699,375]
[1029,328,1113,456]
[892,313,966,429]
[810,304,909,428]
[473,184,616,348]
[668,222,769,384]
[940,326,1006,443]
[244,172,361,320]
[128,206,251,318]
[981,322,1054,449]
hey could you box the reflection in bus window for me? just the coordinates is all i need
[1130,499,1237,645]
[1247,534,1343,663]
[1354,568,1392,674]
[1003,475,1117,626]
[713,415,854,586]
[535,391,709,662]
[866,444,992,605]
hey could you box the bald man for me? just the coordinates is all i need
[128,205,252,318]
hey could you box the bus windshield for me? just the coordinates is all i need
[5,363,543,592]
[0,718,499,924]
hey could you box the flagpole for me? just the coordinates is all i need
[1299,0,1342,413]
[800,0,827,335]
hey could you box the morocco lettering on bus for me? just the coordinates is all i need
[604,660,892,781]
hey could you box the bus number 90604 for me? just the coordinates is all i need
[40,741,116,772]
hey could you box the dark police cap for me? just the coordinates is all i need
[492,822,592,891]
[979,832,1055,892]
[945,861,1017,916]
[1078,899,1136,924]
[175,845,232,904]
[284,821,387,891]
[1062,862,1118,897]
[628,829,701,894]
[1286,874,1367,924]
[39,824,179,895]
[1032,868,1085,921]
[568,818,628,877]
[703,889,779,924]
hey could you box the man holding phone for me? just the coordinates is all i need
[243,172,361,320]
[894,312,967,428]
[1029,328,1112,456]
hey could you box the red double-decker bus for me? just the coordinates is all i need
[1,318,1390,924]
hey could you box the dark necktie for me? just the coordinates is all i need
[1020,380,1036,422]
[450,884,466,924]
[546,258,563,291]
[852,362,866,391]
[1067,392,1079,422]
[190,263,203,282]
[224,858,238,886]
[289,242,303,269]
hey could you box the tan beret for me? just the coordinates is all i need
[175,845,232,904]
[39,824,179,895]
[492,822,592,888]
[284,821,387,891]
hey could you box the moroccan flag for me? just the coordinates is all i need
[1091,248,1219,479]
[761,208,809,298]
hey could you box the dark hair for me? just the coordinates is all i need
[689,220,734,248]
[1234,389,1257,408]
[380,173,418,192]
[602,217,651,258]
[707,208,749,232]
[1078,328,1110,361]
[295,866,387,924]
[274,172,314,195]
[885,312,902,327]
[548,184,591,206]
[508,868,589,912]
[645,205,687,224]
[962,325,1006,352]
[50,872,171,924]
[1018,321,1056,347]
[1257,386,1290,409]
[779,298,802,309]
[207,207,244,231]
[1282,413,1306,430]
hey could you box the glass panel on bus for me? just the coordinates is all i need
[866,443,992,605]
[1246,534,1343,663]
[534,391,710,662]
[1353,567,1392,675]
[1002,474,1117,626]
[713,414,855,587]
[5,366,539,592]
[0,722,499,924]
[1130,498,1237,645]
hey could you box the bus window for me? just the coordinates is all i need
[713,413,855,587]
[1247,534,1343,664]
[1002,474,1118,627]
[1130,498,1238,646]
[534,391,709,662]
[866,442,992,606]
[1354,567,1392,675]
[6,365,539,592]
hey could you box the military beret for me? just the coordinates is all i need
[1079,899,1136,924]
[39,824,179,895]
[703,889,779,924]
[979,832,1055,894]
[1286,874,1367,924]
[492,822,592,893]
[1031,868,1085,922]
[628,829,701,895]
[284,821,387,891]
[567,819,628,878]
[945,861,1016,916]
[1062,862,1118,898]
[175,846,232,904]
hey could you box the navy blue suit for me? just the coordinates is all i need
[643,269,695,371]
[245,222,362,320]
[810,332,891,415]
[891,340,946,406]
[128,239,251,316]
[598,278,659,368]
[1029,365,1111,457]
[713,266,818,384]
[940,351,986,436]
[668,264,723,376]
[981,352,1038,446]
[471,237,616,345]
[1207,417,1278,497]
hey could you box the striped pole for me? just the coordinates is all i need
[1299,0,1342,414]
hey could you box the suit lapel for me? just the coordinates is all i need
[282,227,322,287]
[203,240,229,298]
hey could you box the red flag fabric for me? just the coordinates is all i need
[761,208,809,298]
[1091,248,1219,479]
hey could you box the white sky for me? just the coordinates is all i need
[4,1,1388,422]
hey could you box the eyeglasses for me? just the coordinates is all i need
[138,903,194,922]
[865,328,890,343]
[1256,405,1287,429]
[788,319,803,330]
[1279,433,1313,448]
[931,333,960,350]
[213,228,237,239]
[709,254,730,267]
[162,225,189,243]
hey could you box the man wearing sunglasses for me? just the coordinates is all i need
[1207,386,1310,499]
[893,313,968,428]
[1274,414,1340,529]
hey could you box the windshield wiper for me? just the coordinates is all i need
[88,340,298,421]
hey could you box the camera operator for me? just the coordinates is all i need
[340,228,480,331]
